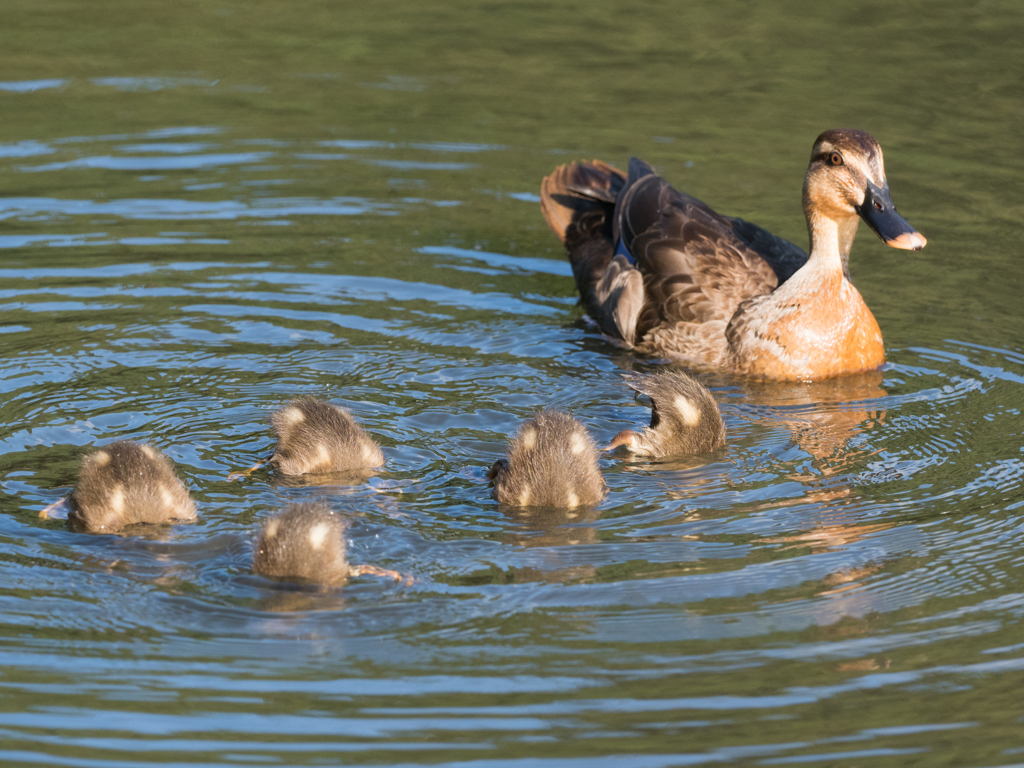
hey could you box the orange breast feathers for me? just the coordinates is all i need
[729,277,885,380]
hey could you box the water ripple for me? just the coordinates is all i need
[0,113,1022,766]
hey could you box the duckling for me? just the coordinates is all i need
[252,502,407,585]
[489,410,606,507]
[40,440,197,533]
[540,129,927,380]
[605,370,726,457]
[252,503,348,584]
[269,397,384,475]
[229,397,385,480]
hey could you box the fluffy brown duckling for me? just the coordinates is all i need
[488,410,606,508]
[606,370,726,457]
[40,440,197,533]
[252,502,407,585]
[232,397,385,479]
[270,397,384,475]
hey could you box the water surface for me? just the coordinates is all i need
[2,1,1024,766]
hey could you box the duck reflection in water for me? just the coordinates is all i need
[486,411,605,582]
[496,505,604,584]
[632,370,892,602]
[745,370,893,599]
[741,369,888,467]
[758,488,892,605]
[501,504,603,547]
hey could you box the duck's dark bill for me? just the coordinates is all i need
[857,180,927,251]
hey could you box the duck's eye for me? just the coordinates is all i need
[828,151,843,166]
[873,200,883,211]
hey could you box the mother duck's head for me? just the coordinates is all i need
[803,129,926,252]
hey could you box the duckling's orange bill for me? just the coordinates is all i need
[228,461,264,481]
[604,429,639,452]
[350,564,414,585]
[39,498,69,520]
[857,180,927,252]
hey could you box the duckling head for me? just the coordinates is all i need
[605,370,726,458]
[803,129,926,252]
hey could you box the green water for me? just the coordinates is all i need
[1,1,1023,765]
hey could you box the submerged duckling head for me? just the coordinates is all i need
[269,397,384,476]
[252,503,349,585]
[605,370,725,458]
[253,503,410,586]
[803,129,926,252]
[489,410,606,508]
[62,440,197,533]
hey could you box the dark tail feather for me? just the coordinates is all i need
[540,160,626,244]
[612,157,662,251]
[540,161,644,346]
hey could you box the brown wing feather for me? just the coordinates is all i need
[541,158,785,359]
[633,232,777,333]
[636,319,732,370]
[618,167,779,347]
[590,254,644,343]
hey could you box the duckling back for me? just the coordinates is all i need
[68,440,197,533]
[252,503,349,584]
[610,370,726,457]
[490,411,606,508]
[270,397,384,475]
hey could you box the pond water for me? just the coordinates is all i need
[2,1,1024,766]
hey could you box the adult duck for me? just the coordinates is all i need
[540,129,926,380]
